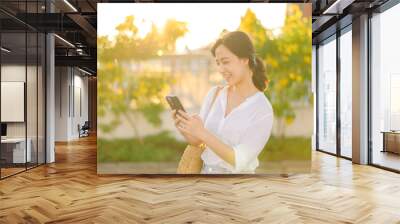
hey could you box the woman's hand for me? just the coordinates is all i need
[171,109,202,145]
[172,110,235,167]
[176,110,236,167]
[175,110,207,141]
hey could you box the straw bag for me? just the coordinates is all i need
[176,86,222,174]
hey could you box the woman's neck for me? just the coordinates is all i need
[230,77,259,99]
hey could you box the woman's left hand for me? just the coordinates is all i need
[176,111,206,140]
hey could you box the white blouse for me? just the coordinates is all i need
[199,85,274,174]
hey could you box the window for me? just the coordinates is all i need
[371,2,400,171]
[317,36,337,154]
[0,1,47,179]
[339,27,352,158]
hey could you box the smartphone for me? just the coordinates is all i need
[165,95,186,112]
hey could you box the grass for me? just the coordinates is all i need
[259,136,311,162]
[98,131,311,163]
[98,131,186,163]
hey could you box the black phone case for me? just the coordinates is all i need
[165,96,186,112]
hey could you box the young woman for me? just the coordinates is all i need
[172,31,273,174]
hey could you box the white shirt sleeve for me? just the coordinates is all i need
[231,113,273,172]
[199,86,219,122]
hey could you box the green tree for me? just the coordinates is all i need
[239,6,312,137]
[98,16,187,141]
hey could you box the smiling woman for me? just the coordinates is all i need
[172,31,274,174]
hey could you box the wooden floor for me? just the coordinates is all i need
[0,136,400,223]
[1,167,26,178]
[372,150,400,171]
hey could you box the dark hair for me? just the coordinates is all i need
[211,31,267,91]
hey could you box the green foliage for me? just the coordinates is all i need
[98,64,172,134]
[99,16,188,61]
[239,9,271,53]
[238,6,312,136]
[98,16,188,137]
[139,104,164,127]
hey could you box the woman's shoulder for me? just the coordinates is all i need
[254,93,273,117]
[205,85,226,99]
[210,84,226,93]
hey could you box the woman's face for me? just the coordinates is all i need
[215,45,250,86]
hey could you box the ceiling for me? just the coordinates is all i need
[0,0,100,74]
[311,0,390,44]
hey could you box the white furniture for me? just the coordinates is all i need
[1,138,31,163]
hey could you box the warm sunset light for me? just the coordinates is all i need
[98,3,287,53]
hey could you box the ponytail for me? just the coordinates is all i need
[249,56,267,92]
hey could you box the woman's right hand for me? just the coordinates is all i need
[171,109,202,146]
[172,109,182,130]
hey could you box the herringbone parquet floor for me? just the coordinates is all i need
[0,135,400,224]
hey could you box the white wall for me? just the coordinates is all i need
[55,67,69,141]
[72,70,89,139]
[55,67,89,141]
[1,66,26,142]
